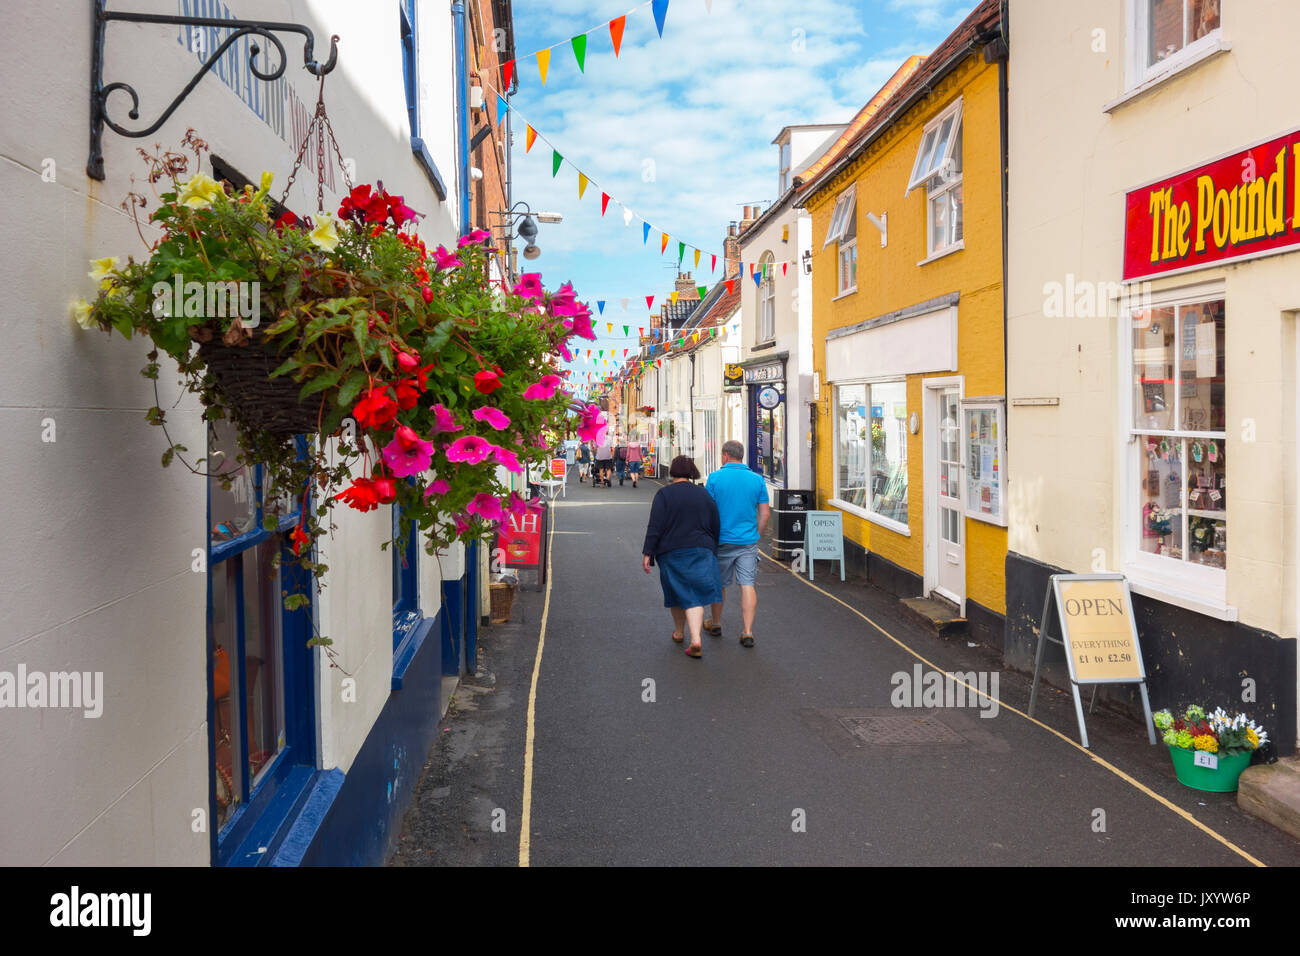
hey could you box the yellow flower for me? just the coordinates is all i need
[177,172,224,209]
[1246,728,1259,748]
[309,213,340,252]
[71,297,95,330]
[1191,734,1219,754]
[257,170,273,197]
[88,256,120,283]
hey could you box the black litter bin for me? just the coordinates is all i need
[773,488,813,561]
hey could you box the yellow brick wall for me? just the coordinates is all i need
[808,55,1007,615]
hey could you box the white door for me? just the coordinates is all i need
[933,387,965,606]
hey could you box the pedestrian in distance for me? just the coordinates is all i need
[614,434,628,485]
[704,440,770,648]
[594,436,613,487]
[626,438,644,488]
[577,441,591,483]
[641,455,722,658]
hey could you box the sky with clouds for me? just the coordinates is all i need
[502,0,979,384]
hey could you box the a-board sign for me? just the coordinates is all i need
[1056,578,1143,683]
[1027,573,1155,749]
[498,508,543,566]
[803,510,845,581]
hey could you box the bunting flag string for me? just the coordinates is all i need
[500,1,690,93]
[481,77,798,271]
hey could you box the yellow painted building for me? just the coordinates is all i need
[798,0,1007,641]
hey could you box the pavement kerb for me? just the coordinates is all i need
[754,546,1266,868]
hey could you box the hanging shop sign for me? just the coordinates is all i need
[724,363,744,383]
[1027,574,1156,749]
[1123,128,1300,280]
[743,362,783,384]
[757,385,782,409]
[498,507,543,567]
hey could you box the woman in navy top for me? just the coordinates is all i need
[641,456,722,657]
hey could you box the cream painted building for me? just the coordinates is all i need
[0,0,488,864]
[1006,0,1297,751]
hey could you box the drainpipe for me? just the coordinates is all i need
[452,1,470,236]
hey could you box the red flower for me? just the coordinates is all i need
[373,477,398,503]
[353,385,399,429]
[335,478,383,512]
[474,368,502,395]
[396,350,419,372]
[420,285,434,304]
[394,378,421,410]
[273,210,299,234]
[290,523,311,555]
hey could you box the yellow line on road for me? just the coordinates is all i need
[758,549,1266,868]
[518,499,557,867]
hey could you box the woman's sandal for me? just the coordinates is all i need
[739,632,755,648]
[703,619,722,637]
[685,643,702,658]
[671,631,684,643]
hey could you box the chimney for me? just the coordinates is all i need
[724,222,741,280]
[675,271,697,297]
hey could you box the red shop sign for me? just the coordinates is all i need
[1123,129,1300,280]
[497,507,543,566]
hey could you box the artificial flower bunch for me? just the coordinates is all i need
[75,132,605,598]
[1152,705,1267,755]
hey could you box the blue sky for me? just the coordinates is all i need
[504,0,980,386]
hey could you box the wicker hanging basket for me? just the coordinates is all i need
[198,332,326,439]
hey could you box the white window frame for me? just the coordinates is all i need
[830,379,910,535]
[779,141,792,194]
[1127,0,1224,90]
[823,185,856,249]
[759,253,776,342]
[1119,279,1232,616]
[906,98,962,196]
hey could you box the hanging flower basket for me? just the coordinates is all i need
[74,127,607,624]
[197,331,326,439]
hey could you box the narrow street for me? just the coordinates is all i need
[392,473,1300,867]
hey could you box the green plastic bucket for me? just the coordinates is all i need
[1167,746,1252,792]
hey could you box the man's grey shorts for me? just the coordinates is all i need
[716,542,759,587]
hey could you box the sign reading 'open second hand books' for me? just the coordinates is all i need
[802,511,844,581]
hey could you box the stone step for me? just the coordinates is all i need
[1237,756,1300,841]
[900,596,967,636]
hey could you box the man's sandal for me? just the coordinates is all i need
[703,619,722,637]
[739,632,755,648]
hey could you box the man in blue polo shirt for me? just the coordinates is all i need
[704,440,770,647]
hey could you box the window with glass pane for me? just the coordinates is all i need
[838,209,857,294]
[1131,297,1225,570]
[1147,0,1220,69]
[836,382,908,524]
[760,254,775,340]
[926,120,962,255]
[208,421,304,832]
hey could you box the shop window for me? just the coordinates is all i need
[1141,0,1220,75]
[752,383,786,485]
[1129,294,1226,574]
[824,186,857,296]
[908,99,963,257]
[834,382,908,525]
[759,252,776,342]
[208,421,315,848]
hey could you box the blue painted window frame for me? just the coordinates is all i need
[400,0,448,201]
[208,435,318,866]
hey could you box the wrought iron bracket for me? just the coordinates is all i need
[88,0,339,180]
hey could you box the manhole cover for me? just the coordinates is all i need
[837,714,966,745]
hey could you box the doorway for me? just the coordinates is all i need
[924,378,965,611]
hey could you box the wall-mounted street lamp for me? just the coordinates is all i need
[491,201,562,267]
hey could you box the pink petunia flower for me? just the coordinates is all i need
[550,282,577,314]
[577,404,607,444]
[446,435,492,464]
[457,229,492,248]
[382,425,434,478]
[522,374,562,401]
[506,491,529,517]
[433,245,462,271]
[569,305,596,340]
[423,478,452,498]
[452,513,471,536]
[492,445,523,473]
[513,273,544,301]
[472,406,511,430]
[466,493,506,522]
[431,403,463,434]
[556,341,573,362]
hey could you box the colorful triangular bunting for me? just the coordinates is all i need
[652,0,670,38]
[571,34,587,72]
[537,48,551,85]
[609,16,626,56]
